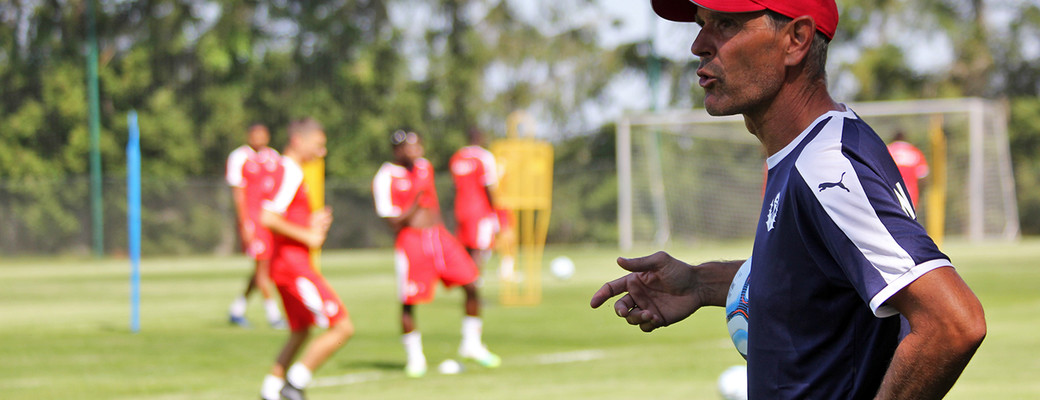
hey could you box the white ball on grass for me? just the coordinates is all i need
[549,256,575,280]
[438,359,463,375]
[717,365,748,400]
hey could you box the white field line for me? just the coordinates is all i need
[310,349,607,388]
[528,349,607,365]
[310,371,388,388]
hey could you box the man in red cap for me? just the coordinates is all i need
[592,1,985,399]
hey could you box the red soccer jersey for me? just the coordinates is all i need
[262,157,314,283]
[373,158,439,218]
[450,145,497,221]
[887,141,929,206]
[226,145,281,223]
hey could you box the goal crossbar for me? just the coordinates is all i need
[617,97,1019,250]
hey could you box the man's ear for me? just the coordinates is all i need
[783,16,816,68]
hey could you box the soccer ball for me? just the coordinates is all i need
[725,258,751,359]
[437,359,463,375]
[549,256,575,280]
[717,365,748,400]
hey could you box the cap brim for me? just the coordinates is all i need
[651,0,698,22]
[652,0,768,22]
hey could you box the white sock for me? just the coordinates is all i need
[264,299,282,322]
[461,316,483,349]
[229,296,248,317]
[286,363,313,389]
[402,331,425,363]
[499,256,515,280]
[260,374,284,400]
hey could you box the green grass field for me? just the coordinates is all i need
[2,239,1039,399]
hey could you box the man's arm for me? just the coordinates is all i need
[874,266,986,400]
[230,186,251,244]
[261,208,332,249]
[383,189,426,233]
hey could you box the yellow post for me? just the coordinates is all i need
[493,111,552,306]
[926,116,946,248]
[302,157,325,272]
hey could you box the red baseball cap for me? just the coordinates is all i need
[651,0,839,40]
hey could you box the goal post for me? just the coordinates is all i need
[617,97,1019,251]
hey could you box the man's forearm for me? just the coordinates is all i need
[693,259,744,307]
[874,328,982,399]
[874,267,986,399]
[261,210,314,246]
[231,187,248,224]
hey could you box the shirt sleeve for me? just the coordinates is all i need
[796,120,950,318]
[477,148,498,187]
[226,148,247,187]
[262,161,303,215]
[373,165,401,218]
[915,148,930,178]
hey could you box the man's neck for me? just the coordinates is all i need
[393,159,414,170]
[284,150,305,166]
[743,81,841,156]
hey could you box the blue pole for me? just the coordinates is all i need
[127,111,141,333]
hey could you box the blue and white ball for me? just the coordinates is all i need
[725,258,751,359]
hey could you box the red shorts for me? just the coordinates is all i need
[275,267,348,331]
[242,219,274,261]
[455,213,499,251]
[395,226,479,305]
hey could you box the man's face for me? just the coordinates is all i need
[393,133,424,165]
[297,130,327,162]
[692,9,786,116]
[247,126,270,149]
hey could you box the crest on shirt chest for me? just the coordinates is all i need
[766,192,781,231]
[395,178,412,191]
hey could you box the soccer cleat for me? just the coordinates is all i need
[229,315,252,328]
[404,358,427,378]
[279,383,306,400]
[459,344,501,368]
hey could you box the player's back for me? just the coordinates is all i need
[887,141,927,175]
[242,147,282,219]
[450,146,495,219]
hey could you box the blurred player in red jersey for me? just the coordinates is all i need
[373,130,501,378]
[449,128,501,265]
[257,118,354,400]
[225,123,286,329]
[887,131,930,207]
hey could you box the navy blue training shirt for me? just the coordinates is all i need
[746,106,951,399]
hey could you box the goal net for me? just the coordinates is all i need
[617,98,1019,250]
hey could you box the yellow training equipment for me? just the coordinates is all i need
[302,157,325,272]
[493,111,553,306]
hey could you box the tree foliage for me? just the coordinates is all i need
[2,0,1040,254]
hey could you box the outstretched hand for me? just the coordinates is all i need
[590,251,707,332]
[304,207,333,248]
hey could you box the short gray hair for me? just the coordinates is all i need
[766,11,829,83]
[287,117,324,138]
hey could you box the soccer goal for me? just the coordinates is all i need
[617,97,1019,250]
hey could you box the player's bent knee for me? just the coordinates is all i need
[332,318,355,340]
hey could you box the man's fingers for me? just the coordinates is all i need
[617,251,672,273]
[625,308,652,325]
[613,294,636,317]
[590,275,631,308]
